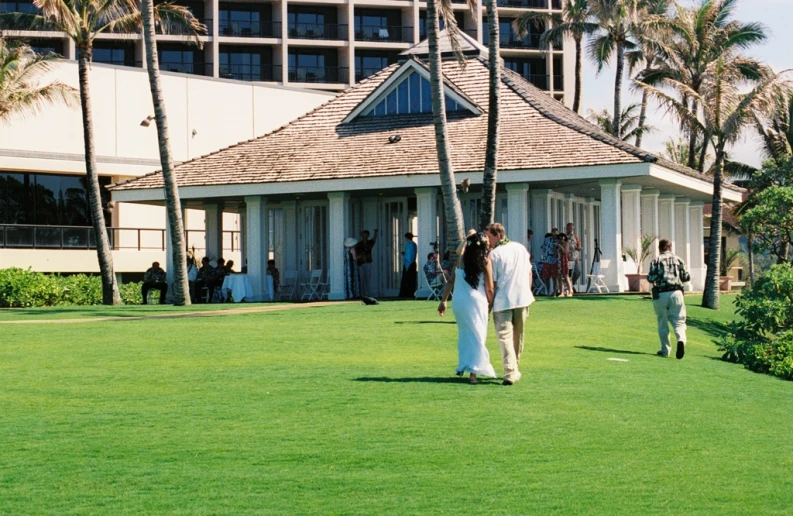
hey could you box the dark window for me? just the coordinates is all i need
[219,3,274,37]
[0,172,111,226]
[504,57,548,89]
[419,11,464,40]
[354,50,399,82]
[13,37,64,56]
[92,42,135,66]
[483,17,542,48]
[158,45,204,75]
[0,0,37,13]
[219,46,275,81]
[288,49,343,83]
[287,6,342,39]
[354,9,403,41]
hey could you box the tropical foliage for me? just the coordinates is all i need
[588,102,651,141]
[0,267,143,307]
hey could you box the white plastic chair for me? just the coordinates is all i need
[279,270,298,301]
[532,263,547,296]
[300,270,323,301]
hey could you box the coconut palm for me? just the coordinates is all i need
[640,0,768,171]
[587,102,651,141]
[638,56,791,310]
[588,0,640,137]
[753,92,793,162]
[513,0,597,114]
[426,0,465,257]
[140,1,205,306]
[479,0,501,229]
[0,38,77,122]
[625,0,669,148]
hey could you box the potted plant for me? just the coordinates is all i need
[720,249,744,291]
[624,235,657,292]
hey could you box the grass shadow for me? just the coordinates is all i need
[354,376,502,386]
[687,317,730,340]
[393,321,456,325]
[575,345,653,356]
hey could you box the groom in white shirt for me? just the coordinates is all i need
[485,223,534,385]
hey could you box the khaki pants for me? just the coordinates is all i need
[493,307,529,382]
[653,290,687,356]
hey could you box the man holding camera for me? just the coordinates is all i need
[648,239,691,359]
[355,229,378,297]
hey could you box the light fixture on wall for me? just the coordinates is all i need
[192,129,198,137]
[140,115,154,127]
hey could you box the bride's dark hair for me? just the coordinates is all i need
[462,232,489,289]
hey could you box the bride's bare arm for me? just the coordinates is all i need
[484,259,495,308]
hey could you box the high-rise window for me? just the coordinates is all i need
[354,51,399,82]
[289,50,341,83]
[219,3,274,37]
[219,47,274,81]
[158,45,204,75]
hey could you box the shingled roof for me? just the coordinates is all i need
[111,36,717,193]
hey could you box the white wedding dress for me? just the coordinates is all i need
[453,268,497,377]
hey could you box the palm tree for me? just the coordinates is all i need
[426,0,465,258]
[0,38,77,122]
[753,92,793,162]
[625,0,669,148]
[514,0,597,114]
[588,0,640,137]
[587,102,651,141]
[140,1,204,306]
[479,0,501,229]
[640,0,768,171]
[639,57,791,310]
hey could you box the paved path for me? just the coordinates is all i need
[0,301,355,325]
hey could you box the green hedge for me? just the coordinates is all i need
[0,267,143,307]
[719,264,793,381]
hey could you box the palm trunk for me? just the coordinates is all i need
[697,132,710,173]
[611,41,625,137]
[77,49,120,305]
[702,145,725,310]
[479,0,501,229]
[747,231,754,287]
[572,35,582,114]
[687,100,699,169]
[635,62,651,148]
[141,0,190,306]
[427,0,464,258]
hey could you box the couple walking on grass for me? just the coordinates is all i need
[438,223,534,385]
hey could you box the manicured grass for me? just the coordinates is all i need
[0,302,285,321]
[1,295,791,514]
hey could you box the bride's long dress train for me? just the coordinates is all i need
[453,269,497,377]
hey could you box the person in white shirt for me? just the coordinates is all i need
[485,223,535,385]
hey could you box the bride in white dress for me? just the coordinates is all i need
[437,232,497,384]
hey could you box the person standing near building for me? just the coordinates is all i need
[485,223,534,385]
[398,232,418,298]
[565,223,582,288]
[647,239,691,359]
[355,229,378,297]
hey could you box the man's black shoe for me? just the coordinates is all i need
[656,351,668,357]
[502,380,513,386]
[676,341,685,359]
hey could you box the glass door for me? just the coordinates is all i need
[298,202,328,290]
[379,197,408,297]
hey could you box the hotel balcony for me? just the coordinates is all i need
[354,25,413,43]
[219,64,282,82]
[218,20,281,39]
[288,23,348,41]
[288,66,348,84]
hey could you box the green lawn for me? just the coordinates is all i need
[1,295,791,514]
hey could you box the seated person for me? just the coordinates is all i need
[195,257,213,303]
[423,253,446,285]
[266,259,280,292]
[225,260,236,274]
[211,258,229,302]
[186,253,198,302]
[142,261,167,304]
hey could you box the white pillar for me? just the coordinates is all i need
[328,192,350,300]
[640,189,660,270]
[564,193,575,229]
[658,194,676,253]
[674,197,691,266]
[204,202,223,260]
[530,189,553,263]
[621,185,642,273]
[506,183,529,244]
[244,196,269,302]
[583,197,596,277]
[240,211,248,271]
[599,179,623,292]
[415,187,438,298]
[689,201,705,291]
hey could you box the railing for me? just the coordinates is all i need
[158,61,211,76]
[287,23,347,40]
[218,20,281,38]
[497,0,549,7]
[499,33,542,49]
[185,230,241,254]
[289,66,348,84]
[355,66,384,82]
[354,25,413,43]
[0,224,240,252]
[219,64,282,82]
[552,0,562,8]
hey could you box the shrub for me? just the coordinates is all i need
[719,264,793,381]
[0,268,145,307]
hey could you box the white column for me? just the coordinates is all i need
[621,185,642,273]
[506,183,529,244]
[674,197,691,264]
[658,194,676,253]
[240,211,248,271]
[689,201,706,291]
[599,179,623,292]
[583,197,596,277]
[640,189,660,269]
[415,187,438,298]
[204,202,223,260]
[530,189,553,263]
[244,196,269,302]
[282,201,297,275]
[328,192,350,300]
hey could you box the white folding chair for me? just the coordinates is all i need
[279,270,298,301]
[300,269,323,301]
[586,275,610,293]
[318,271,330,300]
[532,263,547,296]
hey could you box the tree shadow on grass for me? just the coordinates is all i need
[575,346,653,356]
[687,317,730,340]
[393,321,456,325]
[354,376,502,386]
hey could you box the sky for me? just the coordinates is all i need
[579,0,793,168]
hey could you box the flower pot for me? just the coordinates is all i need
[625,274,650,293]
[719,276,732,292]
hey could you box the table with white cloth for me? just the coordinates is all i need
[222,274,254,302]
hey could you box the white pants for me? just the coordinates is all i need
[493,307,529,382]
[652,290,687,356]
